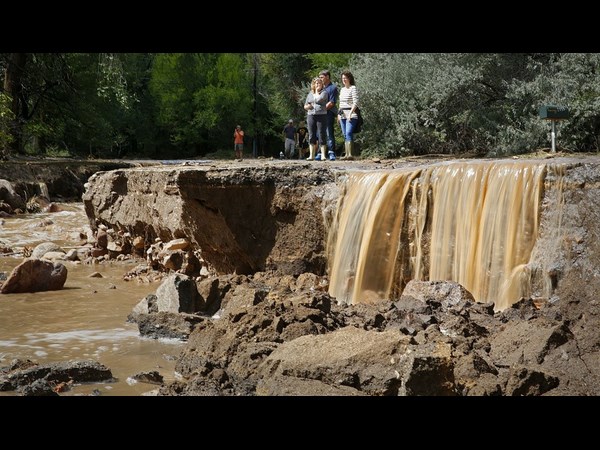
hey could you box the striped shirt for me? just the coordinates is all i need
[339,85,359,119]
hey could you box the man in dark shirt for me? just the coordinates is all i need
[319,70,339,160]
[282,119,297,159]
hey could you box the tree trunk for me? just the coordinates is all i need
[3,53,28,155]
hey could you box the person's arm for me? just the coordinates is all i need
[349,86,359,116]
[304,93,314,111]
[315,90,328,105]
[325,85,338,111]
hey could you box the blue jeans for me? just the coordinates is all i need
[325,111,336,153]
[340,117,359,142]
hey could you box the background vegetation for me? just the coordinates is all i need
[1,53,599,160]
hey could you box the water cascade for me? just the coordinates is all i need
[327,160,558,310]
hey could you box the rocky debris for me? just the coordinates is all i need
[31,242,66,259]
[257,327,414,396]
[89,227,109,258]
[139,275,592,396]
[41,251,68,261]
[5,157,600,396]
[0,201,14,215]
[401,280,476,309]
[154,273,204,313]
[21,379,61,396]
[128,371,164,385]
[4,230,208,283]
[504,365,559,396]
[127,275,207,336]
[26,194,51,213]
[0,258,68,294]
[0,359,113,395]
[133,312,205,341]
[162,238,190,252]
[0,179,26,211]
[0,238,12,253]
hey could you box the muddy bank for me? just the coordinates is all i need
[4,153,600,395]
[0,157,138,204]
[80,154,600,395]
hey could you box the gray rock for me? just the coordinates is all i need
[156,274,204,314]
[31,242,64,259]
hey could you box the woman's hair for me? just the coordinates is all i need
[311,77,323,93]
[341,70,355,86]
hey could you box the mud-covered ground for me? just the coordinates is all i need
[2,151,600,396]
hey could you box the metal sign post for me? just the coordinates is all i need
[539,105,570,153]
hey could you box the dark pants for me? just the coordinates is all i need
[307,114,327,146]
[325,110,336,154]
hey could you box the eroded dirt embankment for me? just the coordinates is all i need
[0,158,135,203]
[3,154,600,395]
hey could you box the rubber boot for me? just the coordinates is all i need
[306,144,315,161]
[345,141,355,160]
[320,145,327,162]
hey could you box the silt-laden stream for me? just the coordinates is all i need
[0,204,184,396]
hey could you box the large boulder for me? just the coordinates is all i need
[154,273,204,314]
[0,258,68,294]
[0,179,26,211]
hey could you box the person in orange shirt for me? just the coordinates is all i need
[234,125,245,160]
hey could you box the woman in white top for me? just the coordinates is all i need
[338,70,359,160]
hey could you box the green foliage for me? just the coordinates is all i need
[97,53,137,110]
[149,53,253,156]
[59,53,141,157]
[4,52,600,160]
[0,53,160,158]
[0,91,14,154]
[258,53,312,137]
[351,53,600,157]
[542,53,600,151]
[308,53,352,78]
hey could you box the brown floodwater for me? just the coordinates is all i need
[0,203,185,396]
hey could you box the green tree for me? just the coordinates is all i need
[308,53,352,78]
[0,53,154,158]
[254,53,312,155]
[350,53,597,157]
[0,91,14,158]
[149,53,253,157]
[53,53,150,158]
[518,53,600,152]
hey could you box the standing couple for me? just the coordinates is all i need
[304,69,359,161]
